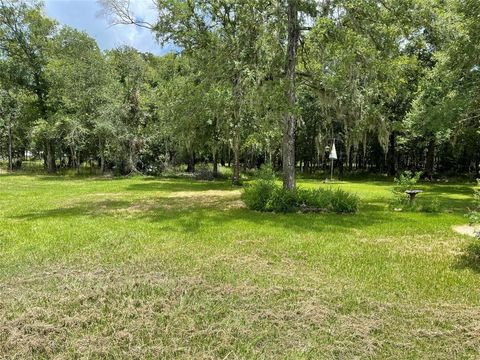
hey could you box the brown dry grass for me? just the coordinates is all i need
[1,261,479,359]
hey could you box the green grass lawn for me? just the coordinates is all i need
[1,174,479,359]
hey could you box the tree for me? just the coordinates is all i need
[46,27,112,171]
[0,0,57,171]
[0,89,19,170]
[100,0,268,184]
[106,47,149,174]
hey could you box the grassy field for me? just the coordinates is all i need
[0,174,479,359]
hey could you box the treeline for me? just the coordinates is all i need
[0,0,479,185]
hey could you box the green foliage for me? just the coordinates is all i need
[419,198,441,213]
[194,164,215,181]
[266,187,299,213]
[255,164,277,182]
[297,188,333,209]
[394,171,423,193]
[1,0,480,185]
[391,171,423,208]
[468,180,480,236]
[244,168,359,214]
[242,165,277,211]
[329,188,360,214]
[242,181,276,211]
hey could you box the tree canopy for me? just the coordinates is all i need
[0,0,479,182]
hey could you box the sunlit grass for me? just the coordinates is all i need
[0,174,479,358]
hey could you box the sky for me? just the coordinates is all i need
[44,0,174,55]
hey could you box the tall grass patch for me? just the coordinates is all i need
[243,172,359,214]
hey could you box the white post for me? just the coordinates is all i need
[329,140,337,181]
[330,157,334,181]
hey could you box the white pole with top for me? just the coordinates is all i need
[329,140,337,181]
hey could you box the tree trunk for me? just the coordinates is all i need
[70,146,76,169]
[282,0,299,190]
[387,132,397,176]
[220,145,226,167]
[7,122,13,171]
[232,73,242,186]
[99,139,105,174]
[232,130,241,185]
[46,141,56,173]
[228,146,231,168]
[425,137,435,179]
[212,146,218,177]
[187,150,195,173]
[124,140,137,174]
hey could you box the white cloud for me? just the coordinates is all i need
[44,0,173,55]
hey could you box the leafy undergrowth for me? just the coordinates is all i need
[243,167,359,214]
[0,175,479,359]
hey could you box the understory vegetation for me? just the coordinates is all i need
[468,180,480,238]
[243,167,359,213]
[389,170,441,213]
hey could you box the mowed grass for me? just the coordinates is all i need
[0,174,479,359]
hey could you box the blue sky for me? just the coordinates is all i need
[44,0,174,55]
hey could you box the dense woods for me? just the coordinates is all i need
[1,0,479,186]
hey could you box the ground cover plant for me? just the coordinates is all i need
[243,166,359,214]
[1,174,480,359]
[389,171,442,213]
[468,180,480,238]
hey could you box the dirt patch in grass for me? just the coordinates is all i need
[56,189,244,217]
[452,224,478,237]
[166,189,243,210]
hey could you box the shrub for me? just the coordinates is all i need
[391,170,423,209]
[242,165,276,211]
[330,188,360,214]
[266,187,299,213]
[194,164,215,181]
[393,170,423,193]
[244,184,359,214]
[467,180,480,238]
[298,188,359,214]
[420,198,441,213]
[243,180,275,211]
[297,188,333,210]
[242,166,359,214]
[256,164,277,181]
[297,189,331,210]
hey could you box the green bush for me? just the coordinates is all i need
[266,187,298,213]
[297,188,333,209]
[467,180,480,238]
[420,198,441,213]
[194,164,215,181]
[256,164,277,181]
[391,170,423,209]
[242,165,276,211]
[243,180,276,211]
[330,188,360,214]
[244,183,359,215]
[393,170,423,193]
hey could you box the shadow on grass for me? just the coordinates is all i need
[125,179,233,192]
[367,191,472,214]
[11,192,414,237]
[12,200,133,220]
[30,175,235,192]
[454,241,480,273]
